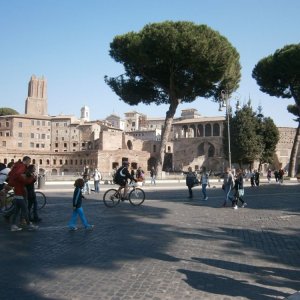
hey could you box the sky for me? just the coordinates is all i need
[0,0,299,127]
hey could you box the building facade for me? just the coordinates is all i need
[0,76,299,176]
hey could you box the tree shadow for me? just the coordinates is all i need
[177,269,289,300]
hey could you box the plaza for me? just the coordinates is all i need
[0,182,299,299]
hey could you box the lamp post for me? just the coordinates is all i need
[219,90,241,169]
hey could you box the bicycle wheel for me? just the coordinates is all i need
[4,193,14,212]
[103,189,120,207]
[129,188,145,206]
[35,191,47,210]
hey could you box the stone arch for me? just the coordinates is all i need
[148,157,157,170]
[208,143,215,157]
[198,143,205,156]
[127,140,133,150]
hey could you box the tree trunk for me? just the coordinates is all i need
[157,101,179,174]
[288,121,300,177]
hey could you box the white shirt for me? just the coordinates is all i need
[0,167,11,184]
[94,170,101,181]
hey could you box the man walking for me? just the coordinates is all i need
[150,167,157,185]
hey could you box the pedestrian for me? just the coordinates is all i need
[222,167,234,207]
[185,167,198,199]
[136,167,145,186]
[8,156,38,231]
[0,163,10,212]
[250,171,256,187]
[278,168,284,184]
[150,166,157,185]
[1,162,14,220]
[232,169,247,209]
[255,170,260,186]
[274,170,279,182]
[200,166,210,201]
[68,178,94,231]
[93,168,101,193]
[267,169,272,183]
[82,168,90,194]
[26,164,41,223]
[130,168,135,179]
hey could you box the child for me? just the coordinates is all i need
[68,178,94,231]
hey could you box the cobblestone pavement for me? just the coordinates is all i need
[0,183,299,300]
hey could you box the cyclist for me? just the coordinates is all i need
[114,161,136,199]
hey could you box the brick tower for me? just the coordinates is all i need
[25,75,48,115]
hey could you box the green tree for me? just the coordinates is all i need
[105,21,241,171]
[257,115,280,170]
[252,43,300,177]
[0,107,19,116]
[225,104,263,168]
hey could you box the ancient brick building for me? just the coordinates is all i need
[0,76,299,176]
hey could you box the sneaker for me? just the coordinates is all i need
[233,205,238,210]
[85,225,94,230]
[203,197,208,201]
[11,225,22,232]
[27,223,39,231]
[69,226,78,231]
[241,203,247,208]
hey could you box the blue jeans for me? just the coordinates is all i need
[12,196,30,226]
[94,180,100,193]
[83,182,90,194]
[68,207,90,228]
[224,186,233,204]
[202,184,207,198]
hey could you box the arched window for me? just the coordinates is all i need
[205,124,212,136]
[182,125,188,138]
[197,124,203,137]
[39,159,42,165]
[189,125,196,138]
[213,123,220,136]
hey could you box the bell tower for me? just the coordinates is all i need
[25,75,48,115]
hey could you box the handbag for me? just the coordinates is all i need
[193,177,200,186]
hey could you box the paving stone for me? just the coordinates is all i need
[0,184,299,299]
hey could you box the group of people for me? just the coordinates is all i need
[0,156,41,231]
[130,166,157,185]
[185,166,247,210]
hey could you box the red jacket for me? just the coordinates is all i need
[8,162,35,196]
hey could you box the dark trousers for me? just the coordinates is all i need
[27,190,38,220]
[187,185,193,198]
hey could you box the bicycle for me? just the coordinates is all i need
[1,190,47,213]
[103,182,145,207]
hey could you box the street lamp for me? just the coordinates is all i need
[219,90,241,169]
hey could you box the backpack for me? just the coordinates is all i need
[113,167,125,184]
[7,161,24,188]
